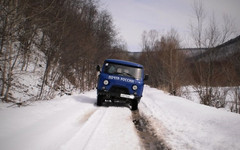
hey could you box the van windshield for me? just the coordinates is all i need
[104,63,142,80]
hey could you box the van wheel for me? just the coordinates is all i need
[131,99,138,111]
[97,95,103,106]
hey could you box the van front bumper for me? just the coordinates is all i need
[97,90,140,100]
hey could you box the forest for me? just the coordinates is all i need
[0,0,128,102]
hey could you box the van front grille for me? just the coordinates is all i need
[109,86,129,94]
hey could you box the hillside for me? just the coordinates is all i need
[0,0,127,103]
[191,35,240,61]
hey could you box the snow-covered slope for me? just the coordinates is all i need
[9,50,46,102]
[140,86,240,150]
[0,86,240,150]
[8,48,75,102]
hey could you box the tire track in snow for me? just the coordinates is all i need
[77,108,97,125]
[60,108,108,150]
[0,103,98,150]
[80,108,107,149]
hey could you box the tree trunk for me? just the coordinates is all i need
[38,58,50,100]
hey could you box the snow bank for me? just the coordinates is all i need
[180,86,240,112]
[140,86,240,150]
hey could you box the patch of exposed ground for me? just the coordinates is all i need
[132,110,170,150]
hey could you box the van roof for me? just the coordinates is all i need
[105,59,143,68]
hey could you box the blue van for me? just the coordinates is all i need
[96,59,148,110]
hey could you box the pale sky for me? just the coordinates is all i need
[101,0,240,52]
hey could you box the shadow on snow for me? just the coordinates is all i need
[71,95,96,104]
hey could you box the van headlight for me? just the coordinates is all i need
[132,85,138,91]
[103,80,109,85]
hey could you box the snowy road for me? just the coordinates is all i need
[1,86,240,150]
[0,91,141,150]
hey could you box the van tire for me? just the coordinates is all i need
[97,95,103,106]
[131,99,138,111]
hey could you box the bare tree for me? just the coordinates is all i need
[190,0,206,48]
[140,29,187,95]
[189,0,237,107]
[0,0,24,101]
